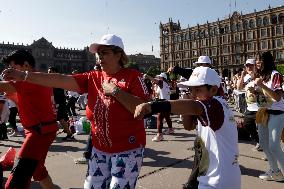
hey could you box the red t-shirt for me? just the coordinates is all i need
[10,81,57,131]
[73,68,150,153]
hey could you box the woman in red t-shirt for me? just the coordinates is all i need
[3,34,150,189]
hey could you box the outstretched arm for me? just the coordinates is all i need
[2,69,80,92]
[134,99,203,120]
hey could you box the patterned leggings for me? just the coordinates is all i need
[84,147,144,189]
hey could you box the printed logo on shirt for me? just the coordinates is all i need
[129,136,136,144]
[138,76,149,95]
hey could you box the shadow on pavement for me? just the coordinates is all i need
[49,144,83,153]
[240,165,264,177]
[143,148,193,169]
[2,177,61,189]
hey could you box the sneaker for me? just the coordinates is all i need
[74,157,87,164]
[252,143,263,152]
[152,134,164,142]
[163,128,174,135]
[177,120,183,124]
[62,134,75,141]
[259,169,284,181]
[261,156,268,161]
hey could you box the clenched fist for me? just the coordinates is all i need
[134,103,152,120]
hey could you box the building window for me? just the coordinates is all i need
[236,54,241,64]
[200,30,205,38]
[276,51,284,60]
[235,44,241,53]
[249,19,255,28]
[194,31,199,39]
[231,24,236,32]
[201,39,206,47]
[278,13,284,24]
[236,22,242,31]
[276,25,282,35]
[205,30,209,38]
[261,40,268,49]
[224,25,229,33]
[176,53,180,59]
[192,50,197,56]
[248,42,254,51]
[247,31,253,40]
[234,34,240,42]
[223,46,229,54]
[212,48,217,56]
[276,39,283,48]
[256,17,262,27]
[192,41,197,48]
[260,28,267,37]
[214,27,218,35]
[271,14,278,24]
[173,35,177,42]
[263,16,269,26]
[223,35,228,43]
[212,37,217,45]
[243,20,249,29]
[219,27,225,34]
[223,56,229,65]
[209,28,214,36]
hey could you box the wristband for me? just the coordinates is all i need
[112,86,121,97]
[148,100,171,114]
[23,71,29,81]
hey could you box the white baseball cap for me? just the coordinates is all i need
[89,34,124,53]
[194,56,212,65]
[179,67,221,87]
[157,72,167,80]
[245,58,256,65]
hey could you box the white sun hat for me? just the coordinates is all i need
[179,67,221,87]
[194,56,212,65]
[89,34,124,53]
[157,72,167,80]
[245,58,256,65]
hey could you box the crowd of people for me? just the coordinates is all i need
[0,33,283,189]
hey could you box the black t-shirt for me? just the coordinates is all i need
[53,88,67,106]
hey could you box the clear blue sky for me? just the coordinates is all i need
[0,0,282,57]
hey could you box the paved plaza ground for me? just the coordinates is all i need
[1,110,284,189]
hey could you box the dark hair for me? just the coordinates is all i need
[258,51,276,82]
[204,84,213,90]
[109,45,128,67]
[48,66,59,73]
[2,49,35,68]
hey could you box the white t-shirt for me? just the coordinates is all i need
[196,97,241,189]
[156,80,171,100]
[244,74,259,112]
[258,70,284,110]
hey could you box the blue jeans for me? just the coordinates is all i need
[258,114,284,173]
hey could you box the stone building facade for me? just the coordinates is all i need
[0,37,96,73]
[128,53,160,72]
[160,5,284,77]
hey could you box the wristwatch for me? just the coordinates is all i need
[112,86,121,97]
